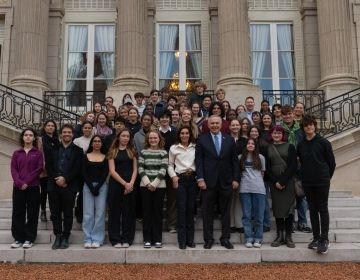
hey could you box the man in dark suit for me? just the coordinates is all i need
[195,115,240,249]
[46,124,83,250]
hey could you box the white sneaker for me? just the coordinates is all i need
[253,242,262,248]
[84,242,92,249]
[154,242,162,248]
[122,242,130,248]
[22,241,33,249]
[143,242,151,248]
[91,242,100,248]
[245,242,253,248]
[10,241,23,249]
[114,243,122,248]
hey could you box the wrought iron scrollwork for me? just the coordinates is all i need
[0,84,80,132]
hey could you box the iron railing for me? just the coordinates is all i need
[44,90,106,115]
[306,87,360,138]
[262,90,325,108]
[0,84,80,132]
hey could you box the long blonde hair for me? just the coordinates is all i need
[107,128,136,160]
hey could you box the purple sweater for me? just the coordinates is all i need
[11,147,44,188]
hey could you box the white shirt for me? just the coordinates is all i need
[159,126,172,134]
[168,143,196,178]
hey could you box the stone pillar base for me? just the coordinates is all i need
[318,81,359,100]
[10,76,48,100]
[216,84,262,109]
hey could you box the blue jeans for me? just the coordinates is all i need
[82,183,108,244]
[296,196,308,226]
[240,193,266,243]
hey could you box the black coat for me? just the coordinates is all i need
[195,132,240,190]
[45,142,83,192]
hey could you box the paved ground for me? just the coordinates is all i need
[1,263,360,280]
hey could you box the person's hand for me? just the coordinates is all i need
[197,180,207,190]
[147,183,156,192]
[55,176,66,187]
[275,182,284,190]
[21,184,28,190]
[124,182,134,193]
[172,176,179,189]
[232,181,239,190]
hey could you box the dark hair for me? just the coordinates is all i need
[222,100,231,110]
[176,126,195,145]
[96,112,111,127]
[260,100,270,114]
[202,94,212,101]
[114,116,126,125]
[105,96,114,102]
[301,114,317,130]
[245,96,254,102]
[107,128,136,160]
[226,109,237,121]
[158,109,172,121]
[20,127,38,147]
[107,105,117,115]
[248,125,261,139]
[209,101,225,118]
[191,101,203,118]
[87,135,106,154]
[167,95,178,103]
[239,138,262,172]
[281,105,293,115]
[60,124,74,134]
[272,103,282,112]
[260,112,274,130]
[41,119,58,138]
[141,112,154,123]
[149,89,159,96]
[128,107,139,116]
[134,92,145,99]
[82,120,93,128]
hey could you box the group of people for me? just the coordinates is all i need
[10,81,336,254]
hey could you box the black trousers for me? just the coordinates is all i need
[176,174,197,245]
[201,186,232,242]
[304,185,330,241]
[141,187,166,243]
[39,177,48,211]
[11,186,40,243]
[166,176,177,230]
[48,188,76,238]
[275,214,294,233]
[108,182,137,245]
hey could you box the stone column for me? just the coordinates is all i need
[317,0,359,98]
[301,0,321,90]
[108,0,149,105]
[217,0,260,106]
[10,0,50,96]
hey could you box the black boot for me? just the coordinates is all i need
[285,231,296,248]
[52,234,61,250]
[271,230,285,247]
[60,237,69,249]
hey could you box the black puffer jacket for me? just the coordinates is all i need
[297,134,336,187]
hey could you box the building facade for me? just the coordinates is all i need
[0,0,358,106]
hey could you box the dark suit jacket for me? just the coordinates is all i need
[195,132,240,190]
[45,142,83,193]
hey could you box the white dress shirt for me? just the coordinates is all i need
[167,143,196,178]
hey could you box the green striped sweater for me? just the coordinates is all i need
[138,149,168,188]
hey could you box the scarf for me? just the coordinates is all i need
[282,121,300,147]
[96,124,113,138]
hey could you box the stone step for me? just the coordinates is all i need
[8,228,360,245]
[329,191,353,198]
[1,243,360,264]
[328,207,360,218]
[328,197,360,207]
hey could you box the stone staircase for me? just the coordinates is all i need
[1,190,360,263]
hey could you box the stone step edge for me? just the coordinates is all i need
[1,243,360,264]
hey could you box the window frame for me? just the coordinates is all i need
[250,22,295,91]
[156,22,202,91]
[63,23,115,92]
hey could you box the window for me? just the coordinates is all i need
[65,24,115,93]
[157,23,202,91]
[250,23,295,91]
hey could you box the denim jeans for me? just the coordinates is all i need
[296,196,308,226]
[82,183,108,244]
[240,193,266,243]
